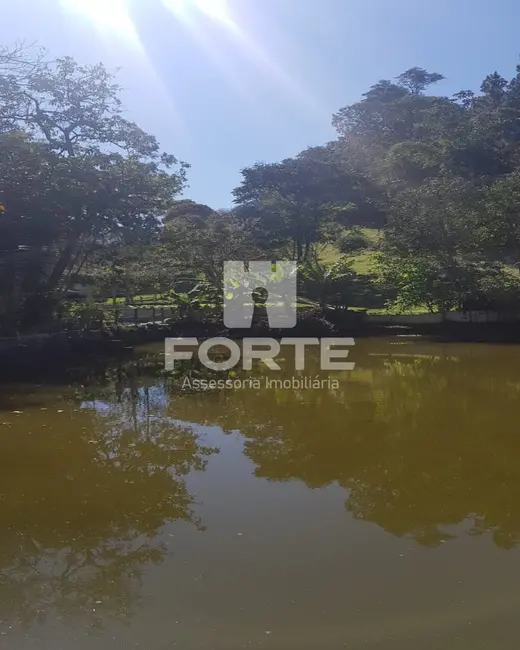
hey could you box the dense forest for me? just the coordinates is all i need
[3,43,520,335]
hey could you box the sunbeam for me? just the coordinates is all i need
[60,0,187,142]
[60,0,138,39]
[161,0,324,118]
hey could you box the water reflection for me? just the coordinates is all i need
[3,339,520,647]
[168,340,520,549]
[0,369,217,627]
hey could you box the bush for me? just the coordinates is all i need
[380,254,520,313]
[339,229,369,253]
[59,301,105,330]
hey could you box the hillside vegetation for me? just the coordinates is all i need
[4,46,520,333]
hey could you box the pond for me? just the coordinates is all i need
[1,337,520,649]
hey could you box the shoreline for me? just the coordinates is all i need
[1,313,520,382]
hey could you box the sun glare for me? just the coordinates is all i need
[63,0,235,34]
[163,0,235,27]
[61,0,135,36]
[62,0,323,121]
[194,0,233,24]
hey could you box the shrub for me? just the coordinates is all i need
[339,229,369,253]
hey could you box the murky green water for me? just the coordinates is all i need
[2,337,520,648]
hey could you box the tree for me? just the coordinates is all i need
[163,202,260,287]
[163,199,215,224]
[332,69,451,148]
[0,46,188,332]
[396,67,445,95]
[329,59,520,311]
[482,170,520,264]
[233,145,382,260]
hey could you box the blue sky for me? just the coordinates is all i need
[4,0,520,208]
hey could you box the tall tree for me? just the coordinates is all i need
[233,145,382,260]
[163,202,260,286]
[396,67,445,95]
[0,46,188,331]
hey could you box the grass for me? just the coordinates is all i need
[319,244,343,265]
[360,305,429,315]
[350,249,379,275]
[104,294,165,305]
[320,228,381,274]
[318,228,389,311]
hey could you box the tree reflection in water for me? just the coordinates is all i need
[3,340,520,633]
[168,341,520,550]
[0,368,217,628]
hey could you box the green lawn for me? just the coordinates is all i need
[350,249,379,274]
[351,229,381,274]
[104,293,165,305]
[320,228,381,273]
